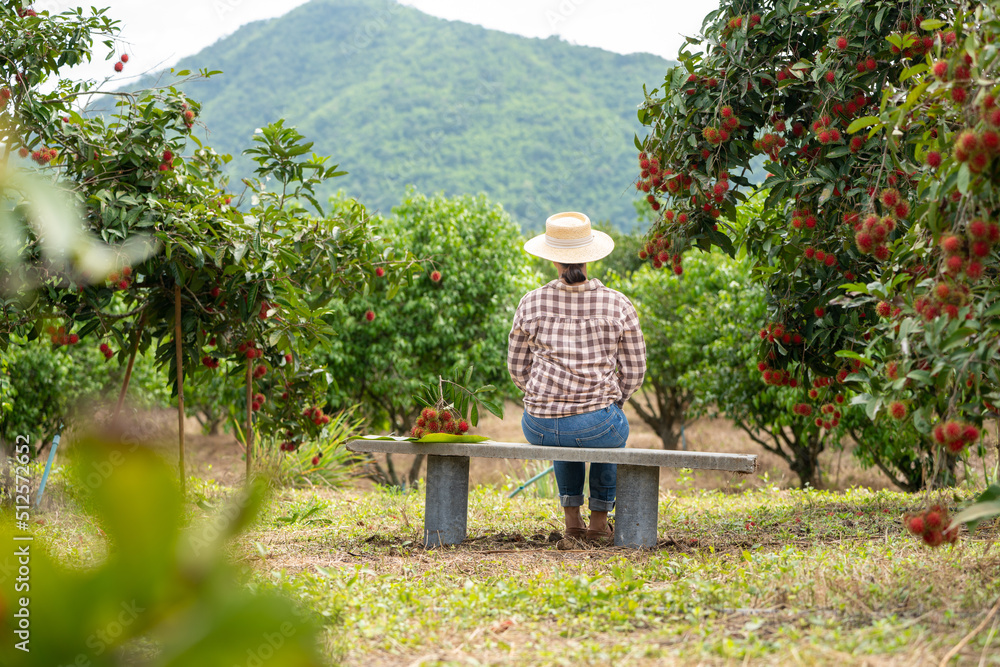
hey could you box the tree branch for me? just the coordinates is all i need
[735,420,790,464]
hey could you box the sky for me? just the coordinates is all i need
[36,0,717,84]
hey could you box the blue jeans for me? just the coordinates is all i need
[521,404,629,511]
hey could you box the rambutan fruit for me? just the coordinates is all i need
[880,188,900,208]
[944,421,962,441]
[968,219,988,239]
[941,235,962,253]
[855,231,874,254]
[959,130,980,154]
[970,152,990,173]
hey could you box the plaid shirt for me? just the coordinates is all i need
[508,278,646,418]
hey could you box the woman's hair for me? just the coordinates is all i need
[562,263,586,285]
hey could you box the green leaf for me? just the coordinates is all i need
[834,350,871,366]
[416,434,490,443]
[846,116,880,134]
[900,63,928,83]
[957,164,971,194]
[950,484,1000,532]
[906,370,934,386]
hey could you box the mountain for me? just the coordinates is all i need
[130,0,671,230]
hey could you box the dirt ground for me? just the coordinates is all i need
[107,397,986,494]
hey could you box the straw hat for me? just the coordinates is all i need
[523,212,614,264]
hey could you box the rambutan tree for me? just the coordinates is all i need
[0,3,419,485]
[636,0,1000,511]
[613,251,754,451]
[321,190,537,486]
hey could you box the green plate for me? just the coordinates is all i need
[356,434,490,443]
[415,434,490,443]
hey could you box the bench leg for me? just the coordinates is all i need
[614,464,659,548]
[423,455,470,548]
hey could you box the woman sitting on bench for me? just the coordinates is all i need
[507,212,647,542]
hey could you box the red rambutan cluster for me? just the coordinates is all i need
[636,152,686,211]
[758,322,803,347]
[303,406,331,426]
[790,207,818,231]
[905,505,959,547]
[811,115,842,145]
[753,132,786,160]
[45,324,79,347]
[814,402,841,429]
[760,366,795,387]
[953,126,1000,174]
[238,340,264,360]
[411,407,471,438]
[814,376,834,389]
[30,147,58,165]
[914,278,970,321]
[107,267,133,291]
[932,419,980,453]
[792,403,813,416]
[853,211,895,260]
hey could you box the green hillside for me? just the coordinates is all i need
[126,0,670,231]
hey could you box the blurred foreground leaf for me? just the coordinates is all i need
[0,431,325,666]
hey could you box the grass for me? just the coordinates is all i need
[33,463,1000,666]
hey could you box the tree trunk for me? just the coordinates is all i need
[629,385,689,451]
[658,423,682,451]
[245,362,253,484]
[112,316,145,421]
[173,283,186,498]
[406,454,425,486]
[787,431,823,489]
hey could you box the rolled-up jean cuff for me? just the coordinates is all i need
[559,494,585,508]
[589,497,615,512]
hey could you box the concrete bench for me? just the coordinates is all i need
[346,439,758,549]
